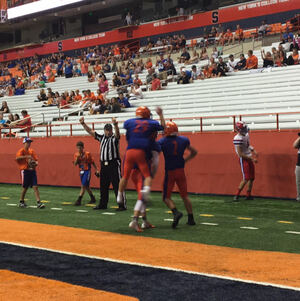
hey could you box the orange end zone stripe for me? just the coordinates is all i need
[0,219,300,289]
[0,270,138,301]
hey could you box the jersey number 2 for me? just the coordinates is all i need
[133,120,149,133]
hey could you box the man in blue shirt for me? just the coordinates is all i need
[118,92,131,108]
[158,121,197,228]
[64,60,73,78]
[117,106,165,207]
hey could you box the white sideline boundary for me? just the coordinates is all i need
[0,240,300,292]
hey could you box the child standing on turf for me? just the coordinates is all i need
[74,141,99,206]
[16,137,45,209]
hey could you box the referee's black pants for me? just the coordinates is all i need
[99,159,122,207]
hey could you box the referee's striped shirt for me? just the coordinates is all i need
[95,132,120,162]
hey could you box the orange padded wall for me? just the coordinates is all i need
[0,130,298,199]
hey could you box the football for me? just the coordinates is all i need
[28,159,37,169]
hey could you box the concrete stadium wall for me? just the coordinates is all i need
[0,130,298,199]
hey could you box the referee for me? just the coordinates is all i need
[79,116,126,211]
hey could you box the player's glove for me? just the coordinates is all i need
[95,171,100,178]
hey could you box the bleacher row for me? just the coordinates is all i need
[1,42,300,138]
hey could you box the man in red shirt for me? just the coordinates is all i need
[13,110,32,132]
[151,74,161,91]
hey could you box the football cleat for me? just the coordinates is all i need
[129,220,143,232]
[233,195,240,202]
[19,201,27,208]
[172,211,183,229]
[37,202,45,209]
[141,221,155,229]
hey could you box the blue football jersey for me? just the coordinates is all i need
[158,135,190,170]
[124,118,163,150]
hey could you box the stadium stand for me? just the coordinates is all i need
[1,42,300,138]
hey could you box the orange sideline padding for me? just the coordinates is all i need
[0,131,298,199]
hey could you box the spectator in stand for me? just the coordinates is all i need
[151,73,161,91]
[15,110,32,131]
[223,29,234,45]
[203,65,212,79]
[65,60,73,78]
[200,47,209,60]
[211,63,219,78]
[145,58,153,69]
[278,50,288,66]
[283,28,294,43]
[209,26,217,38]
[87,71,95,82]
[261,50,274,68]
[73,90,82,102]
[0,112,6,129]
[112,73,122,88]
[217,57,229,76]
[133,74,143,86]
[81,59,89,76]
[4,114,14,127]
[271,47,278,60]
[234,24,244,43]
[287,49,299,65]
[235,54,247,70]
[258,21,270,36]
[42,92,57,107]
[103,61,111,73]
[35,89,47,102]
[57,57,64,77]
[14,114,20,122]
[211,47,219,59]
[105,97,121,114]
[244,50,258,70]
[227,54,237,72]
[129,83,143,100]
[7,85,15,96]
[98,74,109,94]
[146,68,156,85]
[117,92,130,108]
[284,36,298,52]
[146,37,154,51]
[125,12,132,25]
[177,68,191,84]
[0,101,9,113]
[190,65,203,81]
[178,48,190,63]
[187,50,200,64]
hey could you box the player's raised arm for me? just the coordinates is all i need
[185,145,197,163]
[155,106,165,128]
[79,117,95,138]
[112,117,120,140]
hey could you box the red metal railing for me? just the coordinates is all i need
[1,111,300,139]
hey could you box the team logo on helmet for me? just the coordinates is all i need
[235,121,249,134]
[136,106,151,119]
[165,121,178,136]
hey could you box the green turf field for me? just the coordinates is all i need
[1,183,300,254]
